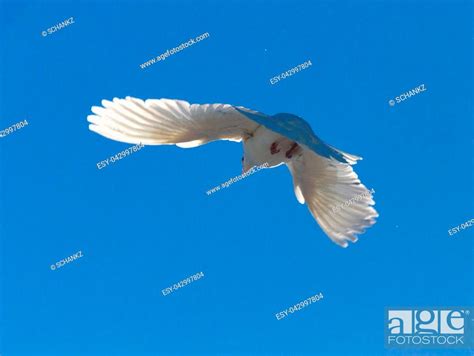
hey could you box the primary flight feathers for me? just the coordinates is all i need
[88,97,260,146]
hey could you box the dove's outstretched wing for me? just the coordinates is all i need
[87,97,263,147]
[287,148,378,247]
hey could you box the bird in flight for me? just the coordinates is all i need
[87,97,378,247]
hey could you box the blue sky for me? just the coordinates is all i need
[0,0,472,355]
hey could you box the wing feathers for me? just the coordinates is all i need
[287,149,378,247]
[88,97,261,147]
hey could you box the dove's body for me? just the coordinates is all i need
[243,125,300,172]
[87,97,378,248]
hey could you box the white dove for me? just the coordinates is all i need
[87,97,378,247]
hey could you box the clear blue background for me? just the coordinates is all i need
[1,0,472,355]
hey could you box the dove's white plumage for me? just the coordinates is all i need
[88,97,259,146]
[88,96,378,247]
[287,151,377,247]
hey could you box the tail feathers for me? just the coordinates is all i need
[326,144,362,165]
